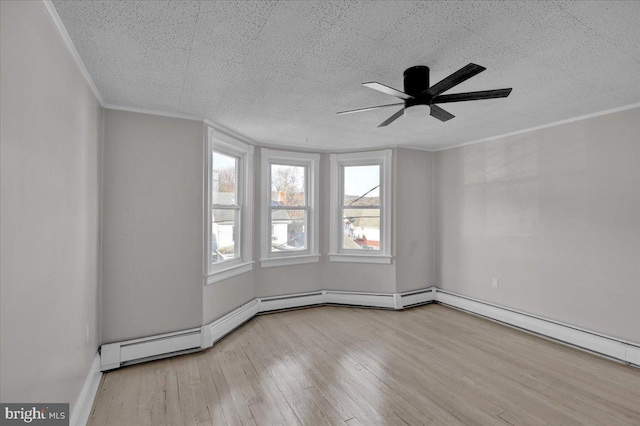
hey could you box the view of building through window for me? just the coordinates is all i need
[211,151,240,263]
[342,165,381,250]
[270,164,307,251]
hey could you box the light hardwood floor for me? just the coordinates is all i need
[88,304,640,425]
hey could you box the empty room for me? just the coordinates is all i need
[2,1,640,425]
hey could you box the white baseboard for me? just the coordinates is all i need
[201,299,259,349]
[102,288,433,371]
[100,328,202,371]
[70,352,102,426]
[324,290,397,309]
[258,291,324,313]
[100,285,638,372]
[434,289,640,367]
[399,287,436,307]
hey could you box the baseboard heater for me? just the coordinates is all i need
[100,328,202,371]
[324,290,397,309]
[400,287,436,308]
[258,291,324,313]
[434,289,640,368]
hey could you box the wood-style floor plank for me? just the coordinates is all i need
[89,304,640,426]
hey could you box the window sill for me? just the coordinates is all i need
[206,261,254,285]
[260,254,321,268]
[328,253,393,264]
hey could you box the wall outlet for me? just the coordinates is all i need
[492,278,499,288]
[85,323,90,344]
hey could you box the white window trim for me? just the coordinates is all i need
[260,149,320,268]
[329,149,392,264]
[205,127,254,285]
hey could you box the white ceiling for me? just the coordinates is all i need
[52,1,640,151]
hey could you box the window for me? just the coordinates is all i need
[330,150,392,263]
[206,128,254,284]
[261,149,319,267]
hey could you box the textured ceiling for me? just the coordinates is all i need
[52,1,640,151]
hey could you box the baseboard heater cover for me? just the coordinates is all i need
[201,299,260,349]
[434,289,640,367]
[101,286,638,371]
[258,291,324,313]
[100,328,202,371]
[399,287,436,308]
[324,290,398,309]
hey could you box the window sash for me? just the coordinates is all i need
[270,163,308,207]
[268,205,310,255]
[269,160,310,255]
[211,206,241,263]
[209,148,243,274]
[340,163,383,252]
[211,152,238,205]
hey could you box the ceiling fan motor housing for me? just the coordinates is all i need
[403,66,430,108]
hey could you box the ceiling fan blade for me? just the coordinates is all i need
[337,102,405,115]
[425,63,486,97]
[430,104,455,122]
[432,88,512,104]
[377,108,405,127]
[363,82,414,100]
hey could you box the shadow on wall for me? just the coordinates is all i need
[462,139,541,239]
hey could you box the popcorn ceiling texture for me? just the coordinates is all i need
[52,1,640,150]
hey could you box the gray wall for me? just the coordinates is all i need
[395,148,435,293]
[255,149,325,297]
[102,109,203,342]
[321,151,397,294]
[435,107,640,342]
[203,273,254,324]
[0,0,102,407]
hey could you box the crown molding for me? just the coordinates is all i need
[42,0,105,106]
[432,102,640,152]
[103,104,204,122]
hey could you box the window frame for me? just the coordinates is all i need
[260,149,320,268]
[205,127,254,284]
[329,149,392,264]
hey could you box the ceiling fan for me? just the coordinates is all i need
[337,63,512,127]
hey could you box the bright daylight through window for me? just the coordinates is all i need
[211,151,240,263]
[342,165,381,251]
[330,150,392,264]
[206,128,253,284]
[270,164,307,252]
[261,149,319,268]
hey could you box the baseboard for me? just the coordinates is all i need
[399,287,436,307]
[324,290,397,309]
[258,291,324,313]
[434,289,640,367]
[201,299,260,349]
[100,328,202,371]
[100,285,638,371]
[70,352,102,426]
[102,288,430,371]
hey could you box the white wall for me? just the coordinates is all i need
[435,107,640,343]
[101,109,204,342]
[0,0,102,408]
